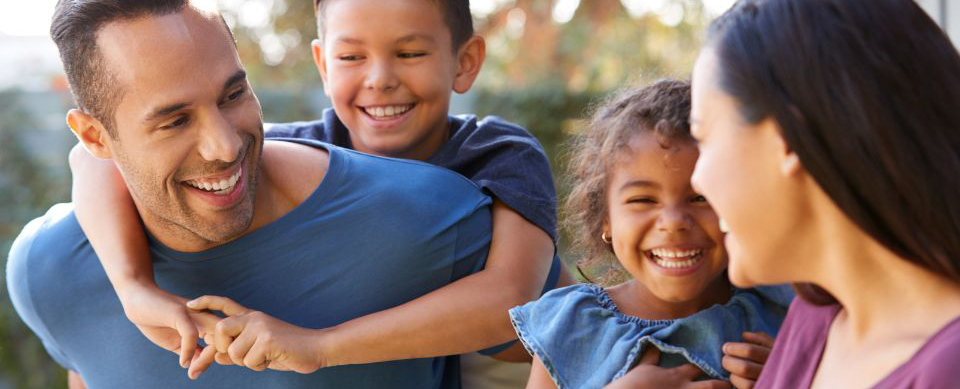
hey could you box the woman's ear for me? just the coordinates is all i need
[758,117,803,178]
[67,109,113,159]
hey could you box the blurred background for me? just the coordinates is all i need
[0,0,954,386]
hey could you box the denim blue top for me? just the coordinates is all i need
[509,283,794,389]
[8,141,491,389]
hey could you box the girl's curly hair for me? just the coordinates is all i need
[562,79,693,281]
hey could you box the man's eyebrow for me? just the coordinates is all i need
[143,102,191,124]
[222,70,247,92]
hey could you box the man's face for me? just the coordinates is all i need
[97,7,264,250]
[317,0,463,160]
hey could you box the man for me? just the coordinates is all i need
[7,0,491,387]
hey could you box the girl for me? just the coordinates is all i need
[509,80,792,389]
[691,0,960,387]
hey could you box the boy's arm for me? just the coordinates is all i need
[69,144,201,368]
[188,199,554,373]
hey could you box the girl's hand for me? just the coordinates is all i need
[186,296,328,378]
[722,331,775,389]
[605,347,731,389]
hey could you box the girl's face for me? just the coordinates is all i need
[689,48,809,287]
[604,132,728,303]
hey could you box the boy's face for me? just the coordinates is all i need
[314,0,481,160]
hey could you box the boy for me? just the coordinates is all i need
[71,0,571,386]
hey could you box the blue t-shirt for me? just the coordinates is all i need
[509,284,795,389]
[7,141,492,389]
[267,108,557,242]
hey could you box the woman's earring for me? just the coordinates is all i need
[601,232,612,244]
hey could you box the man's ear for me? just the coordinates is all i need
[312,39,332,97]
[67,109,113,159]
[452,35,486,94]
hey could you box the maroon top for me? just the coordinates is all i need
[757,297,960,388]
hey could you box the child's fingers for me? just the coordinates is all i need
[722,341,771,363]
[688,379,732,389]
[721,355,763,380]
[214,316,247,355]
[638,346,661,365]
[215,351,233,366]
[187,295,252,317]
[175,313,200,369]
[741,332,774,348]
[675,363,705,380]
[729,374,756,389]
[187,345,217,380]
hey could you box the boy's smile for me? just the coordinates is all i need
[314,0,484,161]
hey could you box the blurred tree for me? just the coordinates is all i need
[0,89,69,389]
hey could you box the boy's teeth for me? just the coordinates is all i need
[365,104,412,119]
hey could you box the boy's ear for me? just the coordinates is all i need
[311,39,332,97]
[67,109,113,159]
[452,35,486,94]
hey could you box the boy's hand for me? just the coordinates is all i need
[605,347,731,389]
[186,296,327,378]
[116,283,220,369]
[722,331,775,389]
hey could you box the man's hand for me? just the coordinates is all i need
[116,283,220,369]
[722,332,774,389]
[186,295,327,378]
[605,347,731,389]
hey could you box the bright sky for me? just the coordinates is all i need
[3,0,738,37]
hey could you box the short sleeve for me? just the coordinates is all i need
[7,215,75,371]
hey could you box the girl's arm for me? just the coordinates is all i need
[69,144,200,368]
[526,356,559,389]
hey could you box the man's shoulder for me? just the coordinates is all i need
[8,204,84,265]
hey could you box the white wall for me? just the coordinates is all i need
[916,0,960,46]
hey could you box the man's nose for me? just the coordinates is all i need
[197,112,242,163]
[363,58,400,91]
[657,205,692,233]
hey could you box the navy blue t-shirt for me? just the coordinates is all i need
[267,108,558,242]
[8,142,491,388]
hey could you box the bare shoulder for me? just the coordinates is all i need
[261,140,330,205]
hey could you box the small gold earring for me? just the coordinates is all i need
[601,232,612,244]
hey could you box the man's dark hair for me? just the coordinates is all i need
[51,0,189,137]
[708,0,960,305]
[314,0,474,51]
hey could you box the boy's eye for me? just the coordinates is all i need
[338,55,363,61]
[398,52,427,59]
[159,115,189,130]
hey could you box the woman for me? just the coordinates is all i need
[686,0,960,387]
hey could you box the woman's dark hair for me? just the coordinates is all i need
[708,0,960,304]
[563,80,693,283]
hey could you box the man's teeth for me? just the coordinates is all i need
[364,104,413,119]
[650,249,704,269]
[186,168,241,194]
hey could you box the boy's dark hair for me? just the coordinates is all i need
[314,0,474,50]
[51,0,191,137]
[563,80,693,280]
[709,0,960,305]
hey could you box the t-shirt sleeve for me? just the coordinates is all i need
[442,117,558,242]
[6,216,75,371]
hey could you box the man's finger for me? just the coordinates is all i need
[226,329,258,366]
[729,374,756,389]
[722,355,763,380]
[742,332,775,348]
[187,345,217,380]
[638,346,661,365]
[722,342,771,363]
[187,295,251,317]
[175,314,200,369]
[242,337,270,372]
